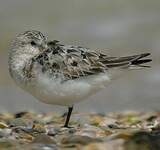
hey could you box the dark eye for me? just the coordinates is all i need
[30,41,37,46]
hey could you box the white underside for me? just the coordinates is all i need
[26,72,112,106]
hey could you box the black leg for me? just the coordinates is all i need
[64,106,73,128]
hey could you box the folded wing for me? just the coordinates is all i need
[33,41,152,80]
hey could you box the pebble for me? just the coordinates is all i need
[0,139,19,149]
[77,124,106,138]
[0,122,8,128]
[0,111,159,149]
[32,134,56,144]
[124,131,160,150]
[0,128,12,138]
[32,124,46,133]
[47,127,60,136]
[22,133,33,141]
[61,135,102,146]
[71,113,93,126]
[83,139,124,150]
[8,118,28,127]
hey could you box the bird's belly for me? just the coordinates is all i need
[28,73,111,106]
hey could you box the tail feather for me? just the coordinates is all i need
[132,59,152,65]
[131,53,152,67]
[101,53,152,69]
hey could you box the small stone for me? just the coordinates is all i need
[90,115,103,126]
[59,126,77,135]
[0,139,19,149]
[83,139,124,150]
[124,131,160,150]
[83,143,107,150]
[79,129,96,138]
[8,118,28,127]
[78,124,106,138]
[21,125,46,137]
[44,113,63,124]
[15,111,28,118]
[29,144,58,150]
[32,124,46,133]
[32,134,56,144]
[0,122,8,128]
[40,113,55,123]
[99,117,118,127]
[71,113,91,126]
[47,127,60,136]
[61,135,102,146]
[109,131,133,141]
[0,129,12,138]
[20,133,33,141]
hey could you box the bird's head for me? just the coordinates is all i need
[10,30,48,57]
[8,30,49,80]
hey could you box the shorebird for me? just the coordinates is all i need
[8,30,152,127]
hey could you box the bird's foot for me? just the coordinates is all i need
[62,125,74,128]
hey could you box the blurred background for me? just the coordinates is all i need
[0,0,159,113]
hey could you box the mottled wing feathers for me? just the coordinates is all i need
[33,41,151,80]
[54,43,106,79]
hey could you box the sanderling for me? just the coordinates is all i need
[8,30,152,127]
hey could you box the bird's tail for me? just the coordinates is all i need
[101,53,152,80]
[102,53,152,69]
[130,53,152,68]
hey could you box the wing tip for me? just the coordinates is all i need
[132,53,152,66]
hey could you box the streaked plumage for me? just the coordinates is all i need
[23,40,151,81]
[8,30,152,127]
